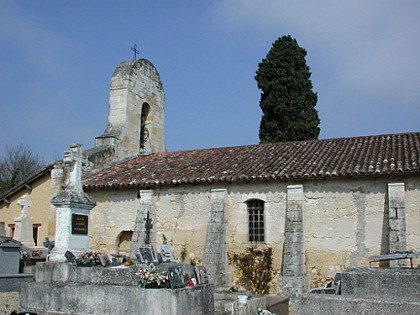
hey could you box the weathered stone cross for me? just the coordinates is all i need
[17,194,32,214]
[131,44,139,59]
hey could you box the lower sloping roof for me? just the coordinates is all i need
[0,163,55,205]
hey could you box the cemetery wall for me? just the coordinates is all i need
[88,175,420,288]
[0,174,55,244]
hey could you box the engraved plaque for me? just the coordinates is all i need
[72,214,88,235]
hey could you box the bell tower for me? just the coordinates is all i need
[95,59,165,160]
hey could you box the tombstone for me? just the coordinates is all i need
[49,144,96,262]
[14,194,35,247]
[195,266,209,285]
[138,246,156,263]
[156,244,174,262]
[0,236,21,274]
[168,265,185,289]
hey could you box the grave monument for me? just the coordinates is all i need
[49,144,96,262]
[14,194,35,247]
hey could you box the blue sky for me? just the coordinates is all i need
[1,1,419,163]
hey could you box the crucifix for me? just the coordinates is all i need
[144,210,153,245]
[131,44,139,60]
[17,194,32,215]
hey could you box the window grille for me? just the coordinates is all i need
[247,199,265,243]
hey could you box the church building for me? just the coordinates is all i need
[1,58,419,293]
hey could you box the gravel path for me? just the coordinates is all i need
[0,292,19,315]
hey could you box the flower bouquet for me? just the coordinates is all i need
[136,263,170,288]
[256,309,277,315]
[76,250,103,267]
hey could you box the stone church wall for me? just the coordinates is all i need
[88,189,139,254]
[86,175,420,287]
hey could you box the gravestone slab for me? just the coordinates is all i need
[139,246,156,263]
[168,265,185,289]
[156,244,173,262]
[0,237,21,274]
[195,266,209,285]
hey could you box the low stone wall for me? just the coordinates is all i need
[341,267,420,302]
[20,282,214,315]
[299,294,420,315]
[0,274,34,292]
[0,274,34,314]
[19,262,214,315]
[297,267,420,315]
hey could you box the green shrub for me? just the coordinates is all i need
[228,246,276,294]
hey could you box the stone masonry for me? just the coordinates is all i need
[387,183,407,267]
[95,59,166,161]
[130,190,155,257]
[203,189,228,286]
[278,185,308,314]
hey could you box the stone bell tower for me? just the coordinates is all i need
[95,59,165,161]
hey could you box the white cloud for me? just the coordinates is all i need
[215,1,420,134]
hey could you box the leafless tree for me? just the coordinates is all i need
[0,144,45,195]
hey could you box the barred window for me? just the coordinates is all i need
[247,199,265,243]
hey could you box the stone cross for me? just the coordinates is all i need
[17,194,32,214]
[14,194,35,246]
[131,44,139,59]
[63,144,84,193]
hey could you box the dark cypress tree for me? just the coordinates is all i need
[255,35,320,143]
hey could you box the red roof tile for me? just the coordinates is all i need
[83,132,420,189]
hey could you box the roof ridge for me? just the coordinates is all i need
[83,131,420,190]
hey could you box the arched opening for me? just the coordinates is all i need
[140,103,150,149]
[116,231,133,256]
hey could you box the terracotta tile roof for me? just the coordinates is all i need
[83,132,420,190]
[0,163,54,205]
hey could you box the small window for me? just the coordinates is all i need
[247,199,265,243]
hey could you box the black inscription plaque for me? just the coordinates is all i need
[72,214,88,235]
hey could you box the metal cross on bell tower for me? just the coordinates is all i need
[131,44,139,60]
